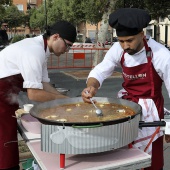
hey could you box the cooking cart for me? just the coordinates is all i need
[18,97,170,169]
[17,120,151,170]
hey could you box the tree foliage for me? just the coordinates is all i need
[0,0,169,42]
[29,0,86,32]
[0,0,12,5]
[93,0,117,66]
[82,0,108,25]
[0,0,12,22]
[61,0,85,25]
[115,0,170,41]
[144,0,170,20]
[115,0,170,20]
[3,5,25,29]
[29,0,111,32]
[47,0,63,26]
[46,0,86,25]
[30,5,46,31]
[115,0,145,9]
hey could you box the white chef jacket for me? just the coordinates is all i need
[0,35,50,89]
[88,37,170,154]
[88,38,170,98]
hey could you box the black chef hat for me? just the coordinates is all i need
[46,20,77,43]
[109,8,151,36]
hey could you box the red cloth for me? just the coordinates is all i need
[145,136,164,170]
[0,38,47,168]
[0,74,23,169]
[120,39,164,170]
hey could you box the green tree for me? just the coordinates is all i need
[0,0,12,4]
[47,0,64,26]
[92,0,117,66]
[115,0,170,41]
[0,0,12,22]
[144,0,170,41]
[30,0,86,34]
[61,0,85,25]
[116,0,170,19]
[47,0,86,25]
[28,0,118,65]
[81,0,109,43]
[29,0,63,33]
[61,0,86,41]
[83,0,110,25]
[115,0,145,9]
[144,0,170,19]
[24,6,35,29]
[30,5,45,32]
[3,5,26,34]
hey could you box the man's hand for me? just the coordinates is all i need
[165,135,170,143]
[81,86,98,103]
[81,77,100,103]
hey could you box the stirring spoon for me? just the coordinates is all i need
[85,91,103,116]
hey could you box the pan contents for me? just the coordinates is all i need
[39,102,135,123]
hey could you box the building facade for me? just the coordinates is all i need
[85,19,170,46]
[10,0,42,36]
[10,1,170,46]
[13,0,42,11]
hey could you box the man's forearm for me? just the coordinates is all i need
[42,82,59,94]
[27,88,68,102]
[87,77,100,89]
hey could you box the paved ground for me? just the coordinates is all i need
[61,69,122,80]
[18,68,170,170]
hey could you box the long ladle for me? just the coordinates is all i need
[85,91,103,116]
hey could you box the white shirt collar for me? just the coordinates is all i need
[133,46,145,55]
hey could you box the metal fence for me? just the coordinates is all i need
[47,47,109,69]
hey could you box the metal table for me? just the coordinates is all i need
[18,120,151,170]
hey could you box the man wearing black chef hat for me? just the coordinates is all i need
[82,8,170,170]
[109,8,151,37]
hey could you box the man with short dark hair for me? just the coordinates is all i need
[0,23,9,46]
[82,8,170,170]
[0,20,77,170]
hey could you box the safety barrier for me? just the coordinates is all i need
[47,47,109,69]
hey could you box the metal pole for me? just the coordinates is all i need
[44,0,47,29]
[165,25,168,48]
[154,25,157,41]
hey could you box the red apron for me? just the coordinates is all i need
[0,74,24,169]
[0,37,47,169]
[120,39,164,170]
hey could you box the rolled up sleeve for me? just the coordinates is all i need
[18,49,48,89]
[23,81,43,89]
